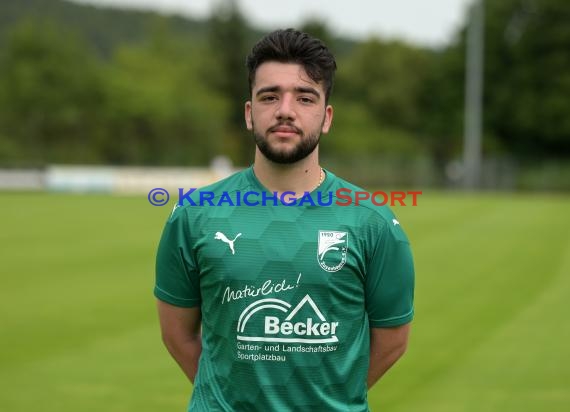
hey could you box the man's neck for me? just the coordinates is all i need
[252,154,323,196]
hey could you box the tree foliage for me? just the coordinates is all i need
[0,0,568,171]
[482,0,570,155]
[100,22,228,165]
[207,0,252,165]
[0,18,104,165]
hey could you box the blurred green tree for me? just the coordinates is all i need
[0,18,104,165]
[417,46,466,181]
[207,0,252,166]
[483,0,570,156]
[100,19,229,165]
[336,39,432,131]
[329,38,431,171]
[413,0,570,183]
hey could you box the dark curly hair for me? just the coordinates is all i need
[246,28,337,104]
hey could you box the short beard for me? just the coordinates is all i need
[252,125,321,165]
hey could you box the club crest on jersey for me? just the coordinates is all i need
[317,230,348,272]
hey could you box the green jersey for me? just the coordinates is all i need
[155,167,415,411]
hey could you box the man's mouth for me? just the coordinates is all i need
[269,124,301,136]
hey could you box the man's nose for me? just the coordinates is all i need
[276,94,296,121]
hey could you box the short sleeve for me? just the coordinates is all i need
[365,217,415,328]
[154,209,201,307]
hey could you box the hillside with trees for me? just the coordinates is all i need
[0,0,568,189]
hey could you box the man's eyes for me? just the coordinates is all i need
[258,95,315,104]
[298,97,315,104]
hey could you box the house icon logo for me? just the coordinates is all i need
[236,295,339,344]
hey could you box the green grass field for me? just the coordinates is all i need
[1,191,569,411]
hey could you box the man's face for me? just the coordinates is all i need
[245,62,333,164]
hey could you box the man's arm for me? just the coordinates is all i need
[367,323,411,389]
[157,300,202,383]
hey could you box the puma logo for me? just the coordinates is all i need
[214,232,242,255]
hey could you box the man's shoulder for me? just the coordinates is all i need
[328,172,394,220]
[327,171,409,242]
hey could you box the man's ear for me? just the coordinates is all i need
[321,104,334,134]
[245,101,253,130]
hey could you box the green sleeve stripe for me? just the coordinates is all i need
[369,308,414,327]
[154,285,200,307]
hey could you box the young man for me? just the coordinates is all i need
[155,29,414,411]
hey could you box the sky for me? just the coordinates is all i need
[73,0,475,47]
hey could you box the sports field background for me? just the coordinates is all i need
[1,191,569,411]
